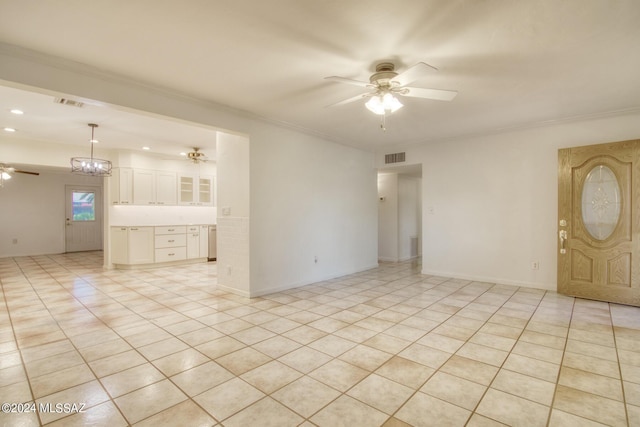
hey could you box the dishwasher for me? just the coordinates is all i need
[208,225,217,261]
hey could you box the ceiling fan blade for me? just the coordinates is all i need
[325,92,371,108]
[14,169,40,176]
[324,76,371,87]
[399,87,458,101]
[391,62,438,87]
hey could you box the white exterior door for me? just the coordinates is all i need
[65,185,103,252]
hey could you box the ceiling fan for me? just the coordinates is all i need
[183,147,208,163]
[0,164,40,187]
[325,62,457,117]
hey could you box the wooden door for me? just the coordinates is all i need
[65,185,103,252]
[558,139,640,306]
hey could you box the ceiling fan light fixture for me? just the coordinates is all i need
[365,92,403,115]
[70,123,112,176]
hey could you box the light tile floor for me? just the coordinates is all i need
[1,252,640,426]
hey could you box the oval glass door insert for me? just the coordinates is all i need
[581,165,621,240]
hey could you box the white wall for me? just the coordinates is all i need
[249,125,378,296]
[216,132,251,296]
[0,169,103,257]
[380,112,640,290]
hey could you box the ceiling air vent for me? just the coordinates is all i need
[385,152,406,164]
[53,97,84,108]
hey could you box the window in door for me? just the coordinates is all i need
[72,191,96,221]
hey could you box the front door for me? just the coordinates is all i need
[65,185,103,252]
[558,139,640,306]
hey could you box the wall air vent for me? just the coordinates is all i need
[384,152,406,164]
[53,98,84,108]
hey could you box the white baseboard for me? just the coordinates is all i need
[420,269,555,291]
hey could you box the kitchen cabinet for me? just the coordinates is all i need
[133,169,177,205]
[198,176,214,206]
[110,168,133,205]
[187,226,200,259]
[199,225,209,258]
[111,224,212,268]
[154,226,187,262]
[110,226,154,265]
[179,174,214,206]
[111,227,129,263]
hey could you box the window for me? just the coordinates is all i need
[72,191,96,221]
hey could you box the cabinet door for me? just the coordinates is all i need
[199,225,209,258]
[110,168,133,205]
[179,175,196,205]
[110,227,129,264]
[119,168,133,204]
[187,232,200,259]
[128,227,155,264]
[133,170,156,205]
[156,171,177,205]
[198,176,214,206]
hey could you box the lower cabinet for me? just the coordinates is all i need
[187,226,200,259]
[155,226,187,262]
[111,224,212,268]
[110,227,154,265]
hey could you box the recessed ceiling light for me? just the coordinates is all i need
[3,127,16,132]
[179,152,187,156]
[142,146,150,150]
[90,139,99,143]
[10,109,24,115]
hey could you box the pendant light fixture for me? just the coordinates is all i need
[70,123,112,176]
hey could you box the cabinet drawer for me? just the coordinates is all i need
[155,247,187,262]
[155,234,186,248]
[155,226,186,235]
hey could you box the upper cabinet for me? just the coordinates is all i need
[111,168,212,207]
[111,167,134,205]
[179,174,215,206]
[156,171,178,205]
[133,169,177,205]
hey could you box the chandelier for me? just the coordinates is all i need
[70,123,112,176]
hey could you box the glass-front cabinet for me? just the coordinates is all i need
[179,174,214,206]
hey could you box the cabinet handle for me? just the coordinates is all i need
[168,253,175,256]
[120,227,126,231]
[168,229,175,231]
[131,228,138,231]
[157,202,164,205]
[168,240,175,243]
[122,201,129,204]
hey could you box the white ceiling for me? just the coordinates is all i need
[1,0,640,154]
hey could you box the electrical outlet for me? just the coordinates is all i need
[531,261,539,270]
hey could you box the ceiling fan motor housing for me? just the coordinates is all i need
[370,63,399,87]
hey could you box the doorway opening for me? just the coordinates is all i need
[377,164,422,264]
